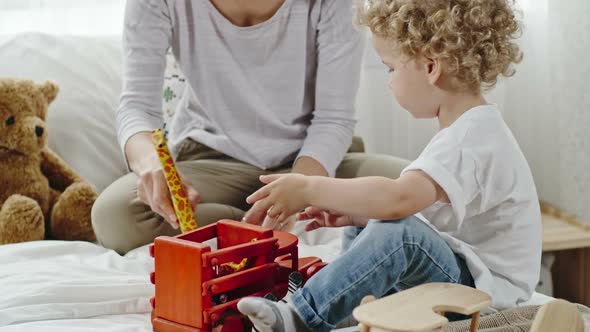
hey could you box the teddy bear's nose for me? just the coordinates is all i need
[35,126,44,137]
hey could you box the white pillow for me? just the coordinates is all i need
[0,32,127,192]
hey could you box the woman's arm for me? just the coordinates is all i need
[296,0,365,177]
[117,1,200,228]
[117,0,172,170]
[291,156,329,177]
[126,132,160,174]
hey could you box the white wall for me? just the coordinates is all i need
[0,0,124,36]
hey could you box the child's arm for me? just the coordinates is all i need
[246,171,448,225]
[296,206,370,230]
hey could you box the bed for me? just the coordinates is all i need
[1,222,589,332]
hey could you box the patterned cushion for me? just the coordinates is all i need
[162,50,186,133]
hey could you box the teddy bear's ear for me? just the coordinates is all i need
[39,81,59,104]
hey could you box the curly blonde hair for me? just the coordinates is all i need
[355,0,523,92]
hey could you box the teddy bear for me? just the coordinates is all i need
[0,78,96,244]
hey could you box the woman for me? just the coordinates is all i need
[92,0,407,254]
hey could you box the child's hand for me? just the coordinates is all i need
[264,214,296,232]
[246,174,312,227]
[297,207,368,231]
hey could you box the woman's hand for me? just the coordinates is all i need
[132,144,200,229]
[296,206,368,231]
[127,132,200,229]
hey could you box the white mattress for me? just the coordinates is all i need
[0,223,588,332]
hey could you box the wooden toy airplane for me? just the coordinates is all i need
[353,283,584,332]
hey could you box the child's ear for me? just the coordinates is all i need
[425,57,442,86]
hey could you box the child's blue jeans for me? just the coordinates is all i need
[291,216,474,331]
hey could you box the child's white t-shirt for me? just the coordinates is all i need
[402,104,542,311]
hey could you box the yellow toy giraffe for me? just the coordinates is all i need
[152,129,197,233]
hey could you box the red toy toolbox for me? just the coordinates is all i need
[149,220,327,332]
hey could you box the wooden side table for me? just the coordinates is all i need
[542,203,590,306]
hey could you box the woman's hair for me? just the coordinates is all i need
[355,0,523,92]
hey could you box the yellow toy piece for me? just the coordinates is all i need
[152,129,197,233]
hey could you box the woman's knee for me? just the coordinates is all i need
[91,174,145,253]
[92,174,247,254]
[195,203,245,224]
[336,153,411,180]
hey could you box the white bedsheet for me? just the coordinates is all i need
[0,241,153,331]
[0,224,588,331]
[0,223,342,331]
